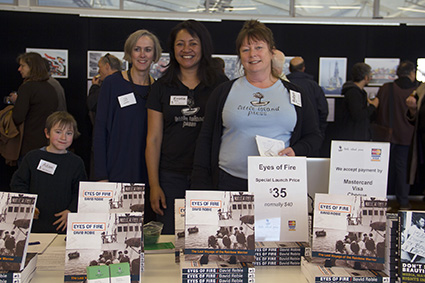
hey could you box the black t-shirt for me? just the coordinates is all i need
[147,76,227,174]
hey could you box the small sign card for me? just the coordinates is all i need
[248,156,308,242]
[329,141,389,198]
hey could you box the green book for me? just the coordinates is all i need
[109,262,131,283]
[86,265,110,283]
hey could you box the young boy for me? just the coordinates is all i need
[10,111,87,233]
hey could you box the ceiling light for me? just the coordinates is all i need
[329,6,362,10]
[398,7,425,13]
[294,5,324,9]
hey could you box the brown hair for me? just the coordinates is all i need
[45,111,80,139]
[123,29,162,64]
[235,20,277,77]
[17,52,50,82]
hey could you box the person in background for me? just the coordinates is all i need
[406,83,425,196]
[339,62,379,141]
[87,53,122,126]
[94,30,161,184]
[146,20,228,234]
[191,20,321,191]
[375,61,418,210]
[288,57,328,146]
[87,53,122,180]
[212,57,226,76]
[44,58,67,111]
[271,49,289,82]
[10,111,87,233]
[9,52,58,159]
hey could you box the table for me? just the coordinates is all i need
[31,234,308,283]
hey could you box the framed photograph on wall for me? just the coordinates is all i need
[26,48,68,78]
[150,53,169,80]
[283,56,295,75]
[417,58,425,83]
[87,51,128,79]
[364,58,399,86]
[319,57,347,95]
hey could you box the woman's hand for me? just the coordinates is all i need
[150,185,166,216]
[278,147,295,156]
[53,209,71,231]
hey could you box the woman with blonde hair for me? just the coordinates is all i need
[94,29,162,183]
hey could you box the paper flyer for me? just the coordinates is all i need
[312,193,387,269]
[0,192,37,271]
[184,191,255,263]
[78,182,145,214]
[64,213,143,282]
[255,135,285,157]
[329,141,389,198]
[248,156,308,242]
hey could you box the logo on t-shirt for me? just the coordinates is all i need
[250,92,270,106]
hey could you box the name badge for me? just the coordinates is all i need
[118,93,137,108]
[290,90,302,107]
[170,96,188,106]
[37,159,57,175]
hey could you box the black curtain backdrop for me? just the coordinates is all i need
[1,10,424,191]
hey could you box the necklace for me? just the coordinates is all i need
[127,69,152,99]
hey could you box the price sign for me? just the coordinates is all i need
[248,156,308,242]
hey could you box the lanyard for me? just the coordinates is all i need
[127,69,151,99]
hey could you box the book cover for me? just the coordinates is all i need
[184,191,255,263]
[78,182,145,214]
[64,212,143,283]
[86,264,109,283]
[312,193,387,270]
[110,262,131,283]
[399,211,425,283]
[301,256,390,283]
[0,192,37,272]
[0,252,37,282]
[175,198,185,251]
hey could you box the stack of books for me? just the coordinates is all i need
[384,213,399,283]
[0,252,38,283]
[254,241,309,266]
[398,210,425,283]
[64,182,145,283]
[301,256,389,283]
[182,191,256,283]
[181,260,255,283]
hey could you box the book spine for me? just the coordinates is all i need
[254,260,300,266]
[314,276,390,283]
[182,273,254,279]
[182,278,255,283]
[182,267,255,273]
